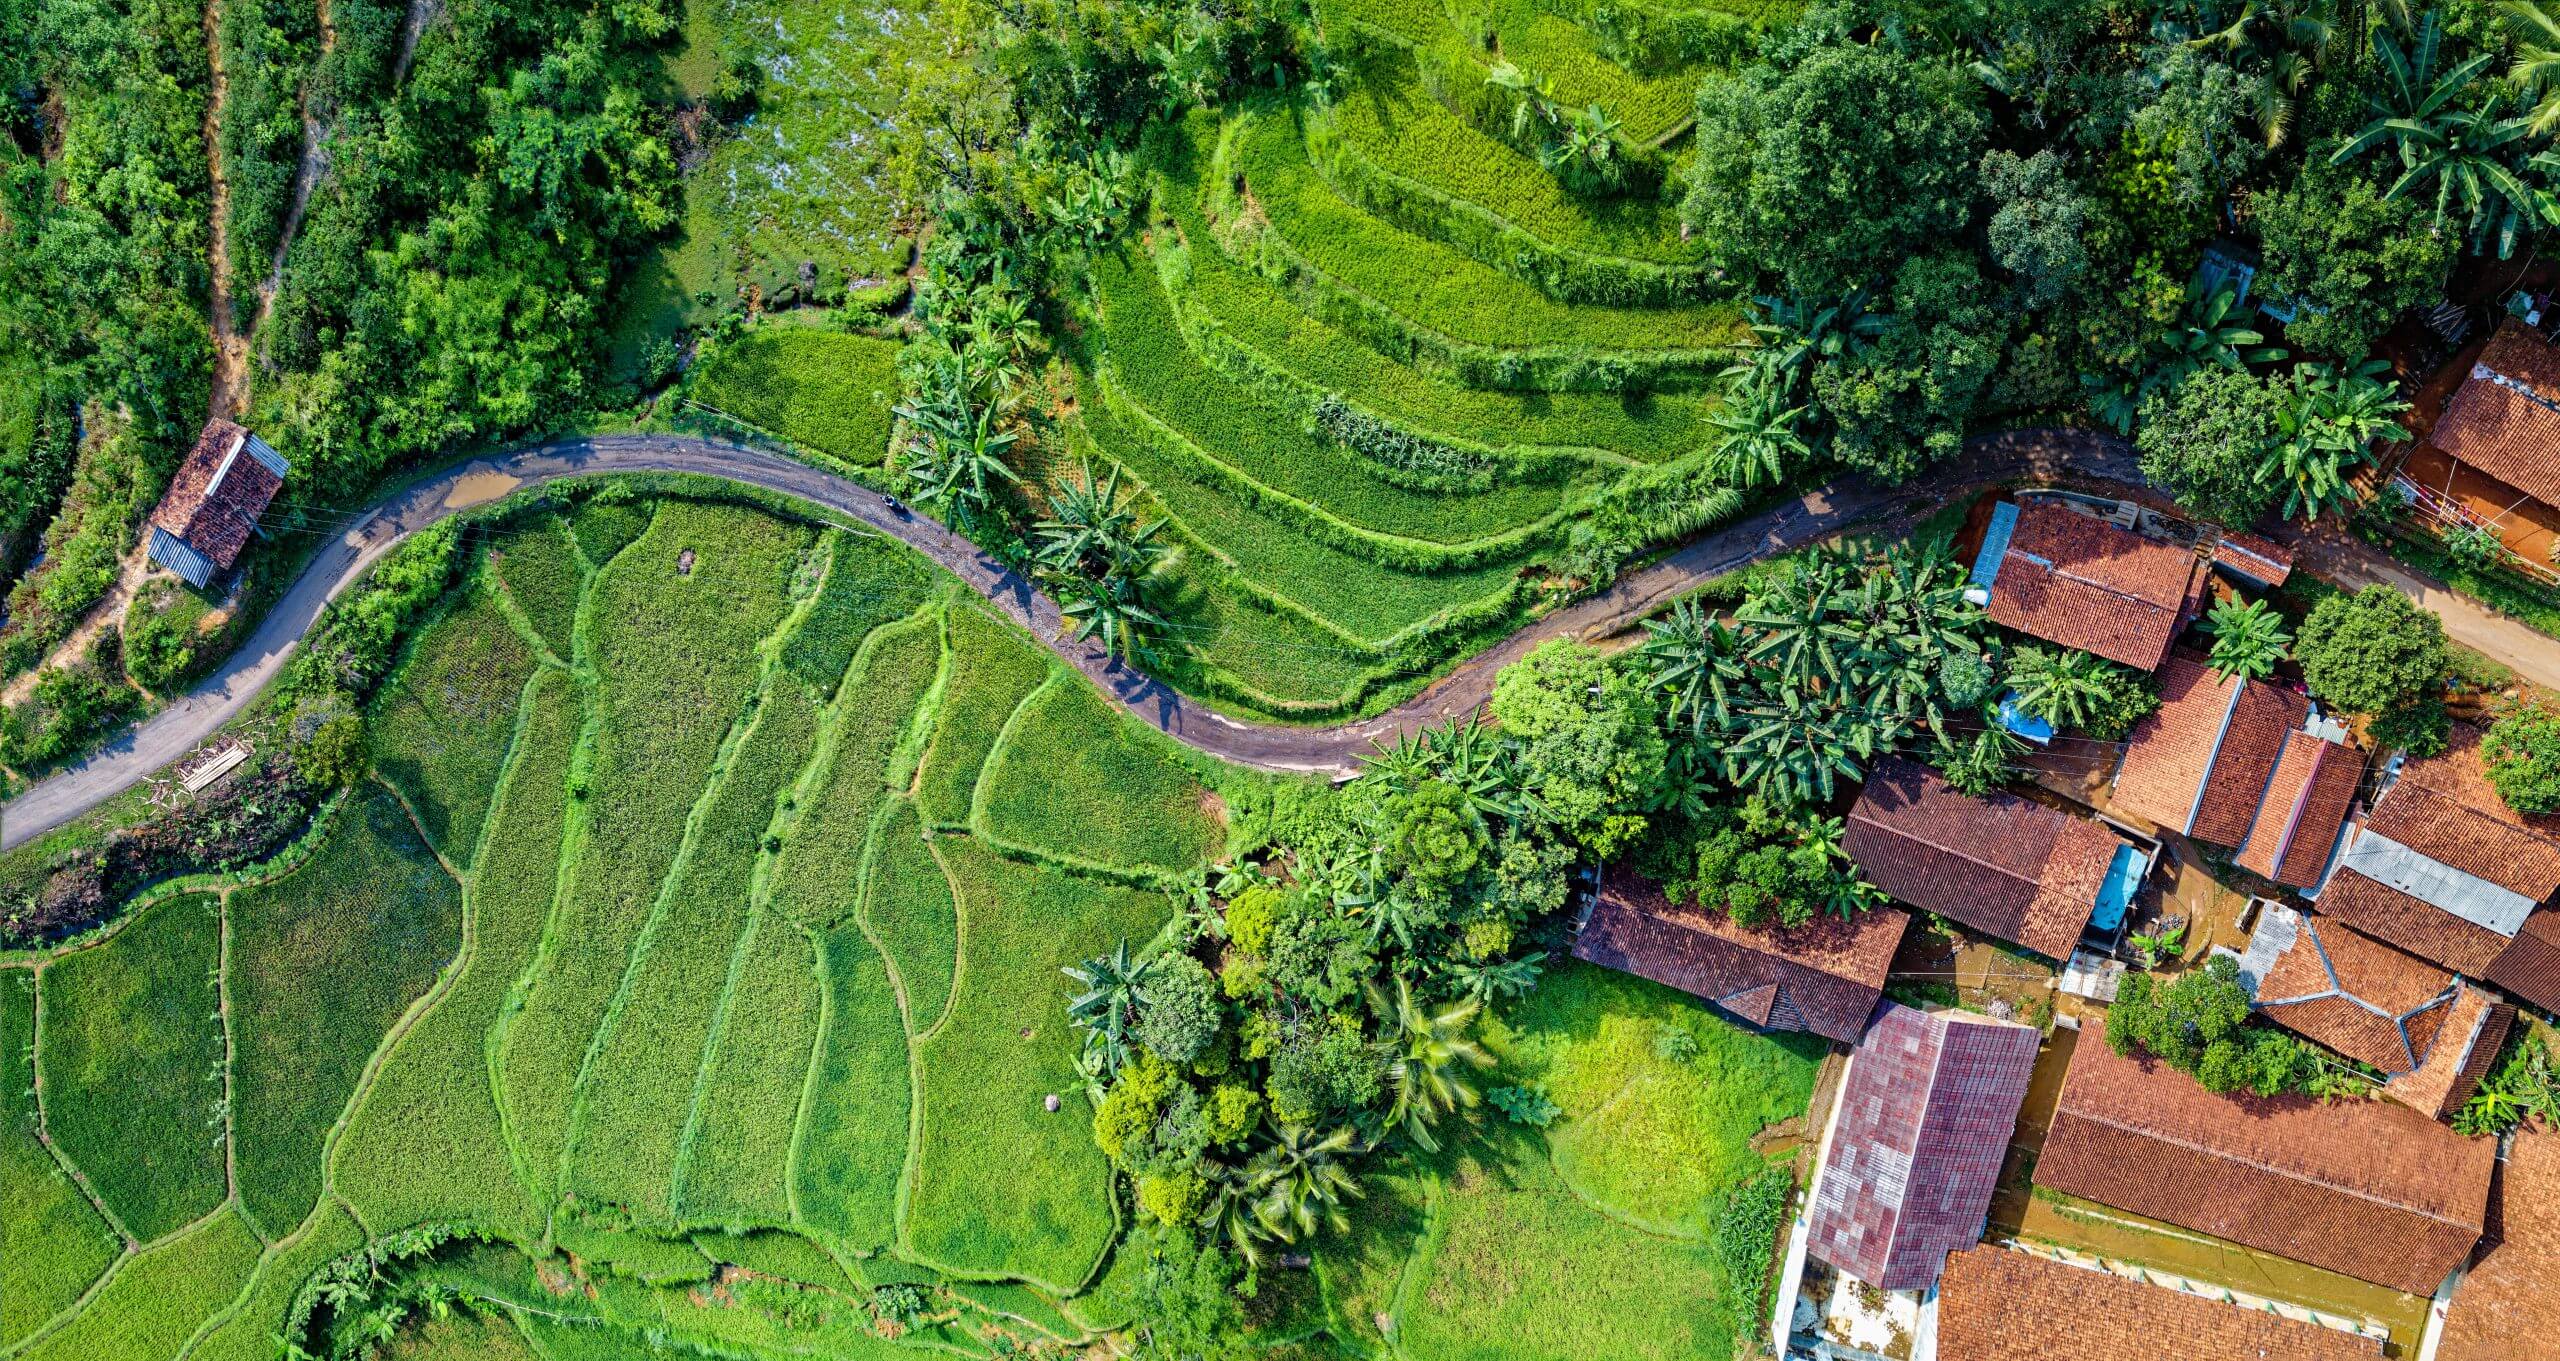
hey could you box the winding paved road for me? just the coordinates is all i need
[4,427,2154,851]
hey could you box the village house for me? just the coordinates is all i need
[1842,757,2149,960]
[1966,498,2208,672]
[2400,319,2560,564]
[2438,1127,2560,1361]
[1930,1244,2384,1360]
[2224,902,2515,1119]
[2108,656,2364,889]
[1805,1003,2041,1292]
[145,418,289,590]
[1573,869,1905,1045]
[2313,723,2560,1017]
[2033,1019,2494,1296]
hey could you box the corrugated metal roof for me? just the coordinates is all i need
[2336,827,2537,937]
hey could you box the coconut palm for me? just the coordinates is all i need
[1704,381,1812,490]
[1639,598,1748,735]
[1247,1120,1366,1245]
[2005,645,2122,731]
[2509,0,2560,134]
[1372,979,1492,1152]
[2202,598,2294,681]
[1062,942,1152,1075]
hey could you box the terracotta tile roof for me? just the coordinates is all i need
[1979,502,2205,671]
[2035,1019,2494,1295]
[2236,732,2366,889]
[1841,757,2119,960]
[1935,1245,2384,1361]
[2213,531,2294,587]
[2432,320,2560,512]
[1574,870,1905,1044]
[1806,1004,2041,1290]
[2111,658,2317,852]
[148,418,286,575]
[2318,865,2513,975]
[2441,1127,2560,1361]
[2192,680,2310,847]
[2488,909,2560,1014]
[2369,725,2560,900]
[2383,988,2514,1121]
[2251,912,2459,1074]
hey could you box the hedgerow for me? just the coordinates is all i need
[334,668,573,1241]
[686,328,904,470]
[487,514,585,661]
[13,1207,262,1361]
[905,838,1167,1291]
[1,969,118,1346]
[369,586,539,865]
[501,503,809,1204]
[859,798,961,1035]
[979,678,1222,874]
[36,892,228,1243]
[913,604,1052,828]
[567,675,824,1221]
[227,784,463,1237]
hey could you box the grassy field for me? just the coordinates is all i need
[689,328,904,468]
[370,584,540,865]
[35,893,228,1244]
[1,969,119,1346]
[487,514,585,661]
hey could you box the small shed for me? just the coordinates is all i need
[146,419,289,589]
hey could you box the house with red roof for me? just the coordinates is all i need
[2425,320,2560,526]
[1842,757,2149,961]
[1966,499,2207,672]
[1572,868,1906,1045]
[146,419,289,589]
[1805,1003,2040,1291]
[2108,657,2363,890]
[2033,1018,2494,1296]
[1932,1245,2384,1360]
[2439,1127,2560,1361]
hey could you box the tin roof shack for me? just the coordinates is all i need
[2033,1018,2494,1296]
[2109,657,2364,889]
[1967,500,2207,672]
[2315,724,2560,1014]
[2225,903,2515,1119]
[1574,869,1906,1045]
[1806,1003,2040,1291]
[1932,1245,2384,1361]
[1842,757,2145,961]
[145,419,288,589]
[2439,1127,2560,1361]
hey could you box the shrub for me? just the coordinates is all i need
[1266,1012,1380,1123]
[122,578,219,692]
[1137,1169,1209,1226]
[2108,957,2312,1097]
[2485,700,2560,814]
[1489,1084,1560,1127]
[295,713,368,788]
[1709,1166,1793,1334]
[2296,585,2446,715]
[1223,884,1285,954]
[1137,954,1224,1065]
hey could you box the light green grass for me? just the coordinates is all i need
[36,893,227,1243]
[765,607,943,933]
[979,677,1221,873]
[792,926,912,1252]
[372,585,539,865]
[903,838,1166,1290]
[17,1205,263,1361]
[489,514,585,660]
[566,497,654,568]
[567,673,823,1221]
[2,969,120,1346]
[502,502,810,1206]
[189,1202,369,1361]
[780,531,937,694]
[913,603,1051,828]
[675,908,826,1228]
[335,667,575,1240]
[859,798,959,1035]
[381,1306,546,1361]
[228,784,464,1237]
[690,330,905,468]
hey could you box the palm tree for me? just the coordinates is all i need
[1062,942,1152,1076]
[2005,646,2121,731]
[2509,0,2560,134]
[1704,382,1812,490]
[1034,458,1164,585]
[1247,1120,1366,1245]
[1736,547,1860,692]
[2202,597,2293,681]
[2093,276,2285,433]
[1372,979,1492,1152]
[1639,598,1747,736]
[2331,15,2543,254]
[2270,360,2408,521]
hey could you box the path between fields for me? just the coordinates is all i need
[6,426,2539,852]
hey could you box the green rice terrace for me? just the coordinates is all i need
[2,495,1821,1361]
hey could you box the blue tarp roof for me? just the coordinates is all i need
[1997,693,2053,744]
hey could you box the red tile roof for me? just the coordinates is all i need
[2252,912,2459,1074]
[2370,724,2560,900]
[2236,731,2366,889]
[2192,679,2311,846]
[2488,909,2560,1015]
[1842,758,2122,960]
[2213,531,2294,587]
[2318,864,2513,975]
[2432,320,2560,512]
[2111,658,2323,855]
[1806,1004,2040,1290]
[2440,1127,2560,1361]
[2382,987,2513,1121]
[1935,1245,2384,1361]
[148,419,285,575]
[2035,1019,2494,1295]
[1980,502,2205,671]
[1573,870,1905,1044]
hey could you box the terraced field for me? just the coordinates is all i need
[0,496,1245,1361]
[1070,0,1787,721]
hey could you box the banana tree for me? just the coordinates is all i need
[1639,598,1747,736]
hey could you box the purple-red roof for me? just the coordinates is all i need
[1806,1002,2042,1291]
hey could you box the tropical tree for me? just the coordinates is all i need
[2201,597,2293,681]
[2330,15,2545,255]
[1372,979,1491,1152]
[2006,646,2122,730]
[2510,0,2560,135]
[1063,942,1154,1076]
[1245,1121,1365,1245]
[1035,458,1166,585]
[1638,598,1747,736]
[2093,274,2285,432]
[1704,380,1812,490]
[2269,360,2409,520]
[1718,688,1897,806]
[1060,573,1170,663]
[895,360,1022,529]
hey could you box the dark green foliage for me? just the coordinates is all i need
[2135,366,2288,526]
[488,514,585,659]
[2107,956,2315,1097]
[1266,1012,1383,1122]
[1492,640,1665,856]
[569,495,654,566]
[1708,1165,1792,1338]
[119,578,220,693]
[1136,954,1224,1065]
[1811,250,2002,480]
[1635,798,1839,929]
[217,0,321,282]
[2453,1034,2558,1137]
[2254,160,2455,362]
[2296,585,2448,715]
[1487,1084,1559,1126]
[0,654,138,769]
[2485,699,2560,813]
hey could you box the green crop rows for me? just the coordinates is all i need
[689,328,906,470]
